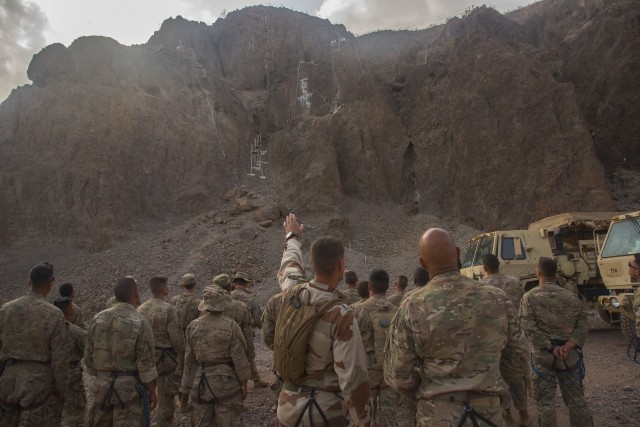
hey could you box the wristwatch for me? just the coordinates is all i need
[286,231,298,241]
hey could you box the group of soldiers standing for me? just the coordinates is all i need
[2,211,633,426]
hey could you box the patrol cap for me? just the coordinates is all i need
[180,274,196,287]
[212,274,231,289]
[233,272,251,282]
[198,286,231,312]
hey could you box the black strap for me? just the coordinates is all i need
[456,402,498,427]
[156,348,177,366]
[294,389,330,427]
[197,363,218,405]
[102,373,126,410]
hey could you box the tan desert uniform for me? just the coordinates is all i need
[277,239,372,427]
[384,272,528,427]
[480,273,528,413]
[171,292,200,335]
[182,286,250,426]
[72,302,87,329]
[353,295,399,427]
[137,297,185,427]
[0,292,70,427]
[85,302,158,426]
[520,281,592,427]
[66,321,88,427]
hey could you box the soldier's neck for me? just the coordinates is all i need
[314,275,338,290]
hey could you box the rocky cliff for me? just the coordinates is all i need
[1,0,637,248]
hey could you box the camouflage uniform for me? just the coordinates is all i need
[634,288,640,338]
[72,302,87,329]
[0,292,69,427]
[338,286,360,305]
[65,321,88,427]
[519,281,592,427]
[85,302,158,427]
[261,293,284,414]
[277,239,372,427]
[387,291,405,307]
[137,297,185,427]
[384,272,529,427]
[480,273,527,412]
[171,291,200,335]
[353,295,399,427]
[181,286,250,426]
[229,288,262,381]
[105,296,117,309]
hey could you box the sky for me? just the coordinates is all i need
[0,0,535,102]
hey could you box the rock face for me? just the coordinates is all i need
[1,0,637,248]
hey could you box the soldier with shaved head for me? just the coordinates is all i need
[384,229,528,427]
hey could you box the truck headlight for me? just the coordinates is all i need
[611,297,620,308]
[602,297,611,307]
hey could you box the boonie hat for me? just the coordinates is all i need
[198,286,231,312]
[233,272,251,282]
[180,274,196,287]
[212,274,231,289]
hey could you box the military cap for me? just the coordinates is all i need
[233,272,251,282]
[212,274,231,289]
[180,273,197,287]
[198,286,231,312]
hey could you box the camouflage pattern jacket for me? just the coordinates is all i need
[384,271,529,399]
[387,291,405,307]
[278,238,371,424]
[181,312,250,394]
[519,281,589,362]
[171,292,200,333]
[231,288,262,329]
[338,286,360,306]
[261,292,282,350]
[72,302,86,330]
[85,302,158,384]
[480,273,525,308]
[67,321,87,364]
[0,292,70,398]
[353,294,398,387]
[137,297,185,364]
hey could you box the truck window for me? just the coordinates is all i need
[601,219,640,258]
[462,241,478,268]
[501,237,526,261]
[472,235,495,266]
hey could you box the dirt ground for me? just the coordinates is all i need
[1,200,639,426]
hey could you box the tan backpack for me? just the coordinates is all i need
[366,301,398,371]
[273,283,341,384]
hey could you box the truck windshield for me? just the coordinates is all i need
[601,219,640,258]
[462,241,478,268]
[472,235,495,266]
[501,237,526,261]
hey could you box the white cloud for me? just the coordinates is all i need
[0,0,48,102]
[316,0,535,34]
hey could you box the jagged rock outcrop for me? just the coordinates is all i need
[1,0,637,248]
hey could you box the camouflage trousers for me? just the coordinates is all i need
[0,361,64,427]
[64,364,86,427]
[371,386,399,427]
[245,332,261,380]
[191,397,243,426]
[87,375,145,427]
[531,364,592,427]
[415,395,504,427]
[0,393,64,427]
[500,375,528,411]
[277,386,348,427]
[155,369,181,427]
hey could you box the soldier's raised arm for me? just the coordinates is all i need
[277,214,306,291]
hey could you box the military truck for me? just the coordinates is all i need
[596,211,640,338]
[460,212,617,306]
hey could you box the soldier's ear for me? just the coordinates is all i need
[419,257,427,269]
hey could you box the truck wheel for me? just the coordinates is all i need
[598,309,615,325]
[621,316,635,340]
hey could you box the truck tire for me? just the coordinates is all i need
[621,316,635,340]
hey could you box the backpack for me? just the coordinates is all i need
[366,301,398,371]
[273,283,341,384]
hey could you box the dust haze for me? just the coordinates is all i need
[0,0,47,102]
